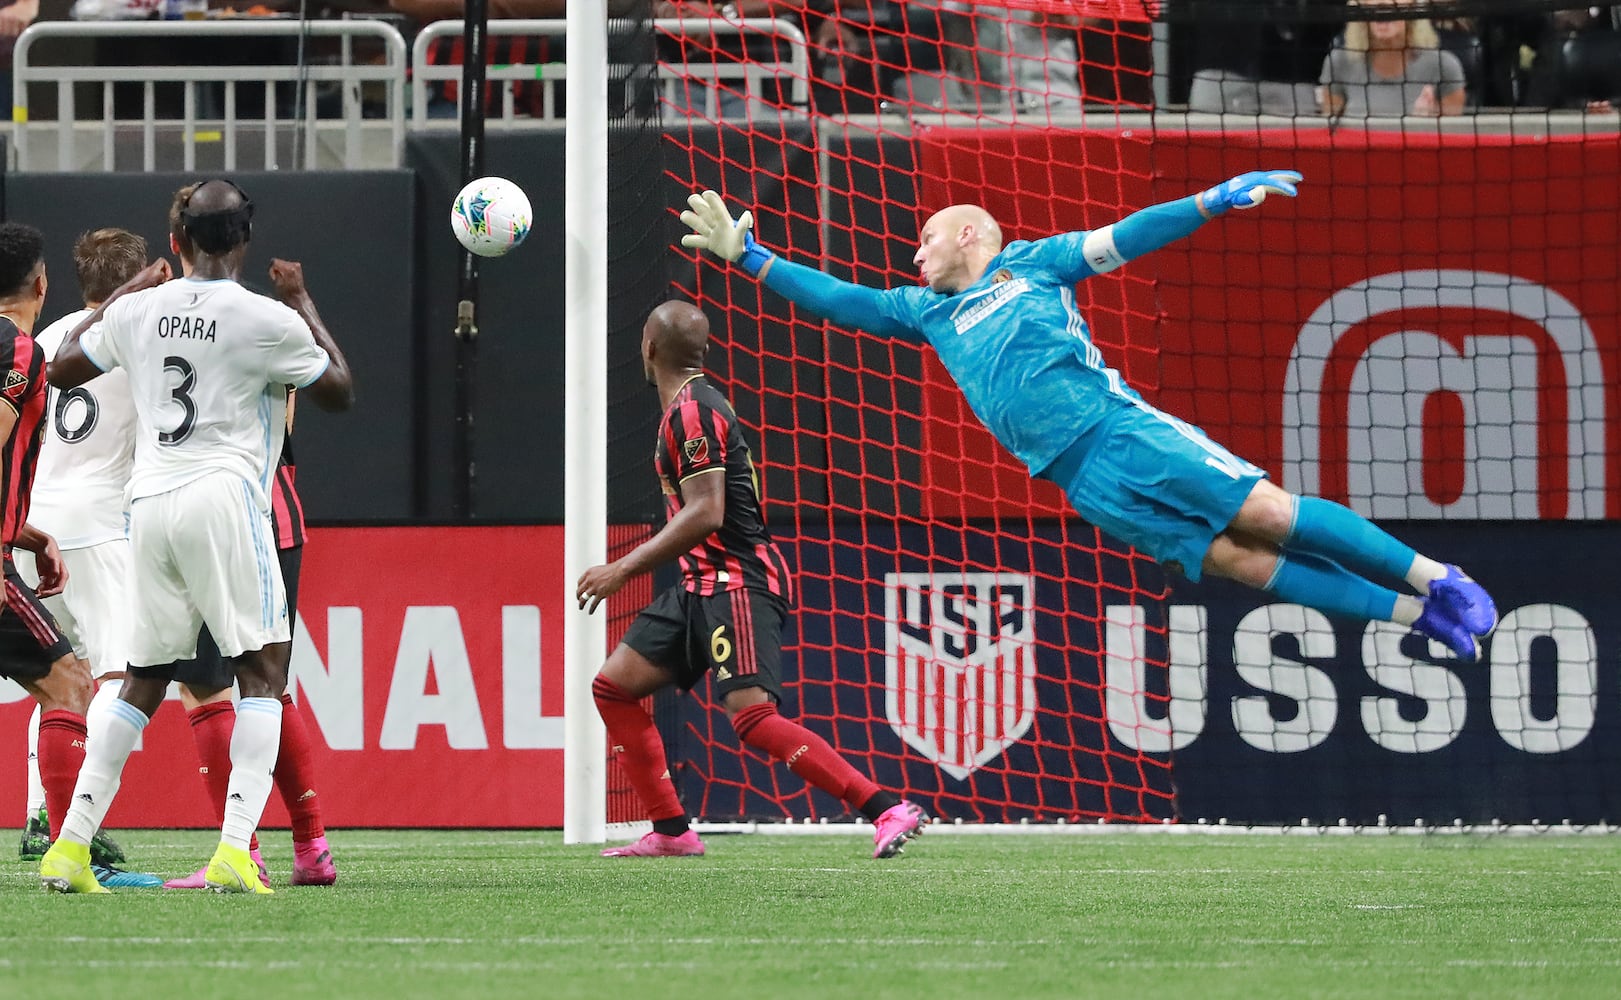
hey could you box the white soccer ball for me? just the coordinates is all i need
[451,176,532,258]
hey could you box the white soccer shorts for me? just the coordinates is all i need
[127,470,289,666]
[13,538,132,680]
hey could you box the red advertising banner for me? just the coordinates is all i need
[0,526,568,828]
[914,127,1621,521]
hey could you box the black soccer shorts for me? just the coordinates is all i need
[0,564,74,682]
[621,585,787,701]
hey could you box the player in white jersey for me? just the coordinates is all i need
[13,228,154,885]
[39,178,354,894]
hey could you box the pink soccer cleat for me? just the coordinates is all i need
[599,830,705,857]
[872,801,929,859]
[164,846,270,889]
[290,836,338,886]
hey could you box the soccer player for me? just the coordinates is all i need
[39,178,354,894]
[163,414,339,890]
[13,227,160,887]
[0,222,98,878]
[677,177,1498,661]
[577,300,928,859]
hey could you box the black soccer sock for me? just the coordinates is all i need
[858,790,901,823]
[652,817,690,838]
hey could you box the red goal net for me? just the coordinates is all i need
[650,1,1174,825]
[640,0,1621,828]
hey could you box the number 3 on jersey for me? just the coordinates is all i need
[161,355,198,445]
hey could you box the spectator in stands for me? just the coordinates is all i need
[935,1,1082,119]
[0,0,40,110]
[1518,5,1621,112]
[1319,0,1468,117]
[392,0,639,119]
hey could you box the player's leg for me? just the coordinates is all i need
[712,590,927,859]
[168,472,287,894]
[270,543,336,886]
[20,702,45,858]
[161,641,271,890]
[1223,480,1497,637]
[595,588,698,857]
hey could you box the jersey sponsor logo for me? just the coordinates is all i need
[950,277,1030,336]
[657,474,676,496]
[682,437,709,466]
[1283,270,1603,519]
[884,572,1037,779]
[2,369,27,400]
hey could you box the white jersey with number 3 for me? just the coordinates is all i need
[79,276,329,510]
[29,308,137,549]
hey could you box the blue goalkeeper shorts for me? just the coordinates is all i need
[1040,405,1265,582]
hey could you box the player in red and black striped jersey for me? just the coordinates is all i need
[577,301,926,859]
[0,223,95,869]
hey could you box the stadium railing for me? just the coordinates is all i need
[408,17,811,128]
[10,19,408,171]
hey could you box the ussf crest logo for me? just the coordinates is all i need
[884,572,1037,780]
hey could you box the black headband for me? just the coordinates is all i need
[182,179,254,255]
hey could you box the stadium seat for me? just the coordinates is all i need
[1557,29,1621,103]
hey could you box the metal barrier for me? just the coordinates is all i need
[409,17,811,127]
[11,19,407,171]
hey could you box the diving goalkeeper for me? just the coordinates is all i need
[679,174,1497,660]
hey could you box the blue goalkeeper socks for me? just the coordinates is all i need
[1285,496,1418,585]
[1264,551,1400,623]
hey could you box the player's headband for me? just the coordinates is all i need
[182,178,254,255]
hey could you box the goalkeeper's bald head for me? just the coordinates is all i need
[643,299,711,385]
[916,204,1003,294]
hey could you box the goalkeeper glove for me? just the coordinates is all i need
[1197,169,1303,217]
[679,190,776,276]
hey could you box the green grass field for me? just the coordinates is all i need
[3,830,1618,999]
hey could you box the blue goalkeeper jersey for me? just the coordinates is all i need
[871,233,1144,477]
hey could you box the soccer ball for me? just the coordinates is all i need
[451,176,532,258]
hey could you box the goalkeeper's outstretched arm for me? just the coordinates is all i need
[679,191,920,341]
[1063,170,1304,281]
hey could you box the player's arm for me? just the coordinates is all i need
[679,190,925,343]
[48,257,171,388]
[1044,170,1304,283]
[576,469,726,614]
[269,259,354,412]
[12,523,66,598]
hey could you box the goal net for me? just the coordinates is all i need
[638,0,1621,828]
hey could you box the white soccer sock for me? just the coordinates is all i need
[89,679,139,752]
[1405,555,1448,594]
[221,697,283,851]
[59,696,148,847]
[24,702,43,817]
[1392,594,1424,627]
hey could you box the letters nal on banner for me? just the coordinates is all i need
[0,526,568,828]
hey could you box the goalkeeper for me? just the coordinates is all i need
[680,174,1497,660]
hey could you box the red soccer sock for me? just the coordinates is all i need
[274,694,326,842]
[730,702,880,809]
[37,710,88,842]
[592,676,685,823]
[187,702,259,853]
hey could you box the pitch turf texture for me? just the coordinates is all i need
[3,831,1618,998]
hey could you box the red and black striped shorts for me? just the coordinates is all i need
[621,585,787,701]
[0,562,74,681]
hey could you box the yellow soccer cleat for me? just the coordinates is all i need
[40,840,110,894]
[204,842,275,895]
